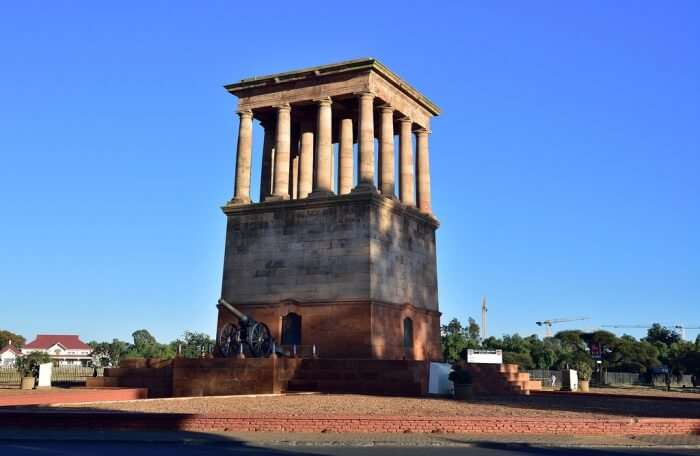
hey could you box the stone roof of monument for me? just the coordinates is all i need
[225,58,441,116]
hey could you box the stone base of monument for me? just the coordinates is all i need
[93,357,429,398]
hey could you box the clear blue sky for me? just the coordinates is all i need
[1,1,698,344]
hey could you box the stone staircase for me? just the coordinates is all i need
[463,363,542,395]
[285,359,427,396]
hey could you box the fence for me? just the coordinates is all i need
[0,368,20,387]
[51,366,104,386]
[604,371,694,388]
[526,369,696,388]
[0,366,103,387]
[526,369,562,387]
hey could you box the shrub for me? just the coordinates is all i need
[15,352,52,378]
[575,361,593,381]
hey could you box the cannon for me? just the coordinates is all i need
[217,299,274,358]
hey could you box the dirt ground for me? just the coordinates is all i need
[55,391,700,420]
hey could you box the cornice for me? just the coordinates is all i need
[224,58,441,116]
[221,191,440,229]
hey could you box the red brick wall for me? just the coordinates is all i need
[370,302,442,361]
[171,358,275,397]
[216,300,441,360]
[3,411,698,435]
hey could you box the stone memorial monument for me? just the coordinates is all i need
[217,59,442,361]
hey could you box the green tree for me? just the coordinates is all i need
[89,339,130,367]
[645,323,681,346]
[16,352,51,378]
[0,330,26,349]
[170,331,214,358]
[466,317,480,341]
[441,317,480,362]
[127,330,174,359]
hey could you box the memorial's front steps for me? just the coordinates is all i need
[285,359,427,396]
[463,363,542,395]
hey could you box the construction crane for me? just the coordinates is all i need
[481,296,488,340]
[536,317,589,338]
[672,325,700,341]
[602,324,649,329]
[602,324,700,341]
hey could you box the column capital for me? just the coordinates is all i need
[415,128,431,136]
[379,104,394,114]
[399,116,412,125]
[237,109,253,118]
[314,96,332,106]
[275,103,291,112]
[356,91,375,100]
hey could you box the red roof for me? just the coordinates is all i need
[0,345,21,355]
[23,335,91,350]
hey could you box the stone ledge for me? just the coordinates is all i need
[221,191,439,229]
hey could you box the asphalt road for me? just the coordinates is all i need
[1,442,700,456]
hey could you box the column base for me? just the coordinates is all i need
[227,196,252,206]
[264,194,290,202]
[352,183,379,194]
[308,190,336,199]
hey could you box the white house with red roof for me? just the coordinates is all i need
[21,335,93,366]
[0,343,21,367]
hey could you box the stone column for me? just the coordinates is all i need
[338,118,353,195]
[399,117,415,206]
[289,131,300,199]
[231,109,253,205]
[311,97,333,196]
[415,128,431,214]
[269,103,291,200]
[355,92,376,191]
[379,104,395,197]
[298,120,314,198]
[259,122,274,201]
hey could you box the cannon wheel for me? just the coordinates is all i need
[247,322,273,357]
[218,323,240,358]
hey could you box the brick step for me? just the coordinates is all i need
[463,363,538,396]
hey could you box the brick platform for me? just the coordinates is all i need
[0,388,147,407]
[95,358,429,398]
[1,410,698,435]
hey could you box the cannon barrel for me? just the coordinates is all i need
[218,298,249,323]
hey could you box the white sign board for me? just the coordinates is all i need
[466,349,503,364]
[428,362,453,395]
[37,363,52,388]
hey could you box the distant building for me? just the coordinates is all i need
[0,344,21,367]
[21,335,92,366]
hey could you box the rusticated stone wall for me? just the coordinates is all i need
[221,192,438,309]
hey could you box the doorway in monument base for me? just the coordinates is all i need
[281,312,301,346]
[403,316,414,359]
